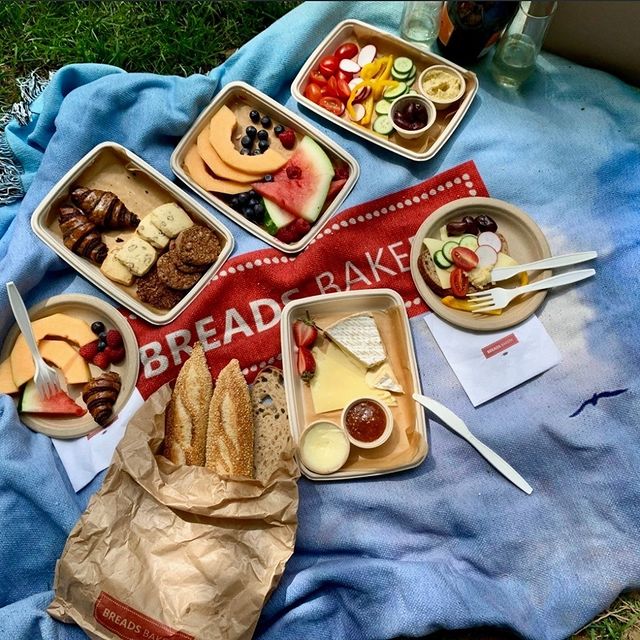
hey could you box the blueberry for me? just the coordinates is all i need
[248,190,258,198]
[91,321,105,335]
[230,196,240,208]
[97,339,107,352]
[247,206,264,224]
[254,202,265,216]
[264,174,274,183]
[241,135,252,148]
[238,192,249,204]
[249,110,260,123]
[248,198,259,207]
[251,149,262,155]
[242,206,254,218]
[245,125,257,139]
[240,148,249,155]
[258,139,270,152]
[257,129,268,141]
[260,115,272,128]
[274,124,284,135]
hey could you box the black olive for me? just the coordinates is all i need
[446,220,468,236]
[475,214,498,233]
[462,215,478,234]
[249,110,260,123]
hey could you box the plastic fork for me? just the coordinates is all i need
[467,268,596,313]
[6,281,62,399]
[490,250,598,283]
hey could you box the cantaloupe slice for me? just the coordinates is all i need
[197,127,262,183]
[183,145,247,195]
[0,359,18,395]
[208,105,287,174]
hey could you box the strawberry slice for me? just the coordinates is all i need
[296,347,316,383]
[292,317,318,348]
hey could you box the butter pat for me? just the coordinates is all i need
[299,421,350,474]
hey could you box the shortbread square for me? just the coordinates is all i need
[136,214,171,249]
[114,236,157,276]
[150,203,193,238]
[100,248,135,286]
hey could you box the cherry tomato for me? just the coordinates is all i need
[336,69,353,83]
[318,96,345,116]
[325,75,339,97]
[335,42,359,61]
[319,55,339,76]
[450,246,479,271]
[310,70,328,86]
[304,82,323,103]
[336,77,351,100]
[450,267,469,298]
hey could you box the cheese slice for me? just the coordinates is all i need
[324,313,386,369]
[366,362,403,394]
[310,341,395,414]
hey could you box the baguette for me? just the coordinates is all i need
[162,342,212,466]
[205,359,254,478]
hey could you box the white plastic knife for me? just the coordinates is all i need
[491,251,598,283]
[412,393,533,495]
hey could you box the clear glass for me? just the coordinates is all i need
[491,1,557,88]
[400,1,443,48]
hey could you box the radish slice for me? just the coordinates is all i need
[353,86,371,103]
[477,231,502,253]
[348,77,362,91]
[339,59,361,74]
[358,44,377,67]
[475,245,498,268]
[348,103,366,122]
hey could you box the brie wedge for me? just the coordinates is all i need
[365,363,403,394]
[324,313,387,369]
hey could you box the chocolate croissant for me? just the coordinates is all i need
[58,206,108,264]
[71,187,140,230]
[83,371,122,426]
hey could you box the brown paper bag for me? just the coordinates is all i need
[48,383,299,640]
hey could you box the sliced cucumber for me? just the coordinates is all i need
[433,249,452,269]
[405,72,417,87]
[393,56,414,75]
[459,234,479,250]
[375,100,391,115]
[263,198,295,235]
[383,82,408,99]
[372,115,394,135]
[392,65,416,81]
[442,240,459,261]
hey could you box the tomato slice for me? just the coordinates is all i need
[451,246,479,271]
[335,42,359,61]
[336,69,353,83]
[304,82,323,103]
[324,75,339,97]
[336,77,351,100]
[318,96,345,116]
[319,55,339,76]
[450,267,469,298]
[310,70,328,86]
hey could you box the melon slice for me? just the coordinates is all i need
[252,136,334,222]
[197,127,261,183]
[263,198,295,235]
[20,379,86,417]
[0,359,18,395]
[183,145,247,195]
[208,106,287,174]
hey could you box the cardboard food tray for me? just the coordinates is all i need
[281,289,428,481]
[291,19,478,162]
[170,81,360,254]
[31,142,234,326]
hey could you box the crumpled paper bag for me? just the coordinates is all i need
[48,383,299,640]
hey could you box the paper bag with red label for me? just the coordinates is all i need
[48,356,299,640]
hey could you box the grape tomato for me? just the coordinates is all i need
[336,69,353,83]
[450,267,469,298]
[325,76,339,97]
[319,55,339,76]
[450,246,479,271]
[304,83,322,103]
[310,70,328,86]
[318,96,345,116]
[335,42,358,60]
[336,77,351,100]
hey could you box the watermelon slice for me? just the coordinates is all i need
[20,379,86,417]
[252,136,334,222]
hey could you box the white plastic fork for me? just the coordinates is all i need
[467,268,596,312]
[6,281,62,399]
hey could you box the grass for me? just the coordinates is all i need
[1,2,638,639]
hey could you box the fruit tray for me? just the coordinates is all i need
[280,289,428,481]
[291,19,478,162]
[31,142,234,326]
[170,81,360,254]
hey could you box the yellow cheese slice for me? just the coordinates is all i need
[310,341,395,414]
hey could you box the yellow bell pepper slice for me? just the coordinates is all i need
[361,93,375,126]
[441,296,503,315]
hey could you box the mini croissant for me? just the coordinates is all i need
[71,187,140,230]
[58,206,108,264]
[82,371,122,426]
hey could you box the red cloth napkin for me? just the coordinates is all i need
[129,160,487,398]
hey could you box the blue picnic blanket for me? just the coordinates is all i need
[1,2,639,639]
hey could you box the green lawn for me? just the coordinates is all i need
[0,2,638,639]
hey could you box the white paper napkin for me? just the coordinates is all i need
[424,313,561,406]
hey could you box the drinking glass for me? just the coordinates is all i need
[400,1,443,48]
[491,1,557,88]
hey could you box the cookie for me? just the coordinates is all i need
[156,252,203,290]
[136,268,185,309]
[174,254,209,274]
[114,236,157,276]
[175,225,221,267]
[100,248,135,286]
[136,214,171,249]
[150,203,194,238]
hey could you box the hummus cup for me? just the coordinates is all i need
[418,64,466,110]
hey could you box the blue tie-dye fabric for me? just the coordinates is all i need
[0,2,638,639]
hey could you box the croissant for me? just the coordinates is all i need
[82,371,122,426]
[58,206,108,264]
[71,186,140,229]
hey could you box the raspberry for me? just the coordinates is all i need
[278,129,296,150]
[275,218,311,244]
[79,339,100,362]
[105,329,123,347]
[334,165,350,180]
[286,164,302,180]
[92,351,111,370]
[105,346,126,364]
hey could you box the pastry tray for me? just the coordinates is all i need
[280,289,428,481]
[291,19,478,162]
[31,142,234,326]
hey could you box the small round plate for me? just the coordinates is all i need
[410,197,552,331]
[1,294,139,438]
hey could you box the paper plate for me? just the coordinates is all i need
[1,294,139,438]
[410,197,552,331]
